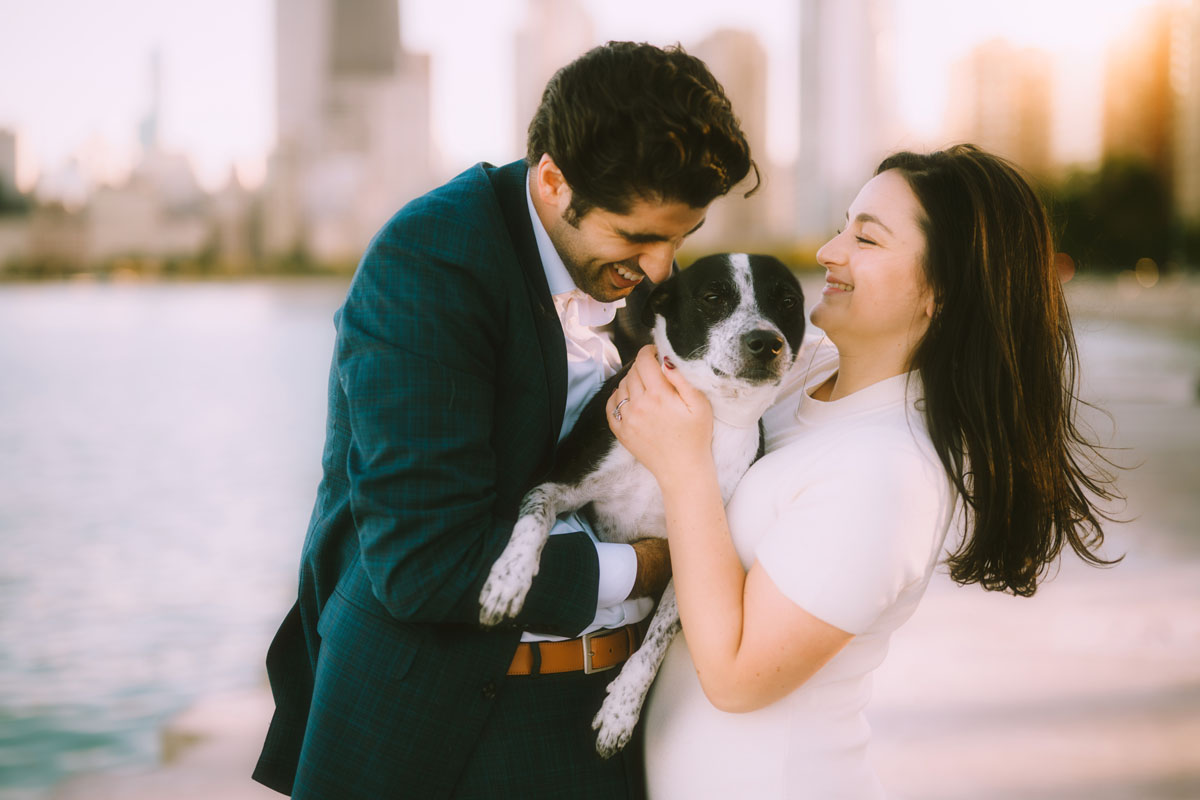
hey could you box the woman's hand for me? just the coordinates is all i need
[606,346,714,490]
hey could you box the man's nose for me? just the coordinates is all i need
[639,243,676,284]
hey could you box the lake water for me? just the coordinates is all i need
[0,279,346,800]
[0,277,1197,799]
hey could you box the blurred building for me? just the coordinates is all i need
[28,205,87,267]
[689,28,793,250]
[212,168,256,270]
[86,161,209,264]
[35,158,89,211]
[8,52,220,271]
[0,129,28,269]
[0,129,16,198]
[946,40,1054,177]
[514,0,594,157]
[85,52,210,265]
[1173,0,1200,224]
[0,219,27,271]
[1103,3,1175,181]
[796,0,897,239]
[264,0,433,262]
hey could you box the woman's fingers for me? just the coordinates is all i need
[659,354,705,411]
[628,345,659,397]
[631,345,672,394]
[606,389,621,419]
[615,345,656,408]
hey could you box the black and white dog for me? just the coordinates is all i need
[479,253,807,756]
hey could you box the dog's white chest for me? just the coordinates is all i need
[586,447,664,543]
[587,421,759,544]
[711,421,761,504]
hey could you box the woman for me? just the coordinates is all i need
[606,145,1119,798]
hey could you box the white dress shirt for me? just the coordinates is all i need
[521,172,655,642]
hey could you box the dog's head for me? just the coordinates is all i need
[641,253,806,403]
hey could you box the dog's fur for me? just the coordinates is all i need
[478,253,806,756]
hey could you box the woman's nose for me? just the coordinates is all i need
[815,232,846,268]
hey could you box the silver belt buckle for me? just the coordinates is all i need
[581,629,617,675]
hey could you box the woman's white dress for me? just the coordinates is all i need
[643,336,958,799]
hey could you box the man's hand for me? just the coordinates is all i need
[628,538,672,600]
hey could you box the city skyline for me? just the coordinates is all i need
[0,0,1167,195]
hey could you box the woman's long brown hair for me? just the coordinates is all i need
[878,145,1122,596]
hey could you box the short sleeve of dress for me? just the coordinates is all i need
[754,437,947,635]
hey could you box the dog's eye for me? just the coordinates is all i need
[780,295,798,310]
[702,293,723,305]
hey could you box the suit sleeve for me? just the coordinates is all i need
[334,207,600,635]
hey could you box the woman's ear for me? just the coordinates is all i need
[922,282,938,319]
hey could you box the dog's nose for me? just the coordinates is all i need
[742,330,784,362]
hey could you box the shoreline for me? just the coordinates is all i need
[51,688,279,800]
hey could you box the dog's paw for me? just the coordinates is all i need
[591,671,647,758]
[478,544,538,626]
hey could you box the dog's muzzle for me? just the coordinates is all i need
[742,329,784,362]
[735,329,788,382]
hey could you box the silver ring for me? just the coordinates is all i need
[612,398,630,421]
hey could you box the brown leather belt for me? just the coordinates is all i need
[507,620,649,676]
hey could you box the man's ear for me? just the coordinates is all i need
[534,153,570,213]
[641,279,674,328]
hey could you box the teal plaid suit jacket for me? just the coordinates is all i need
[253,161,651,798]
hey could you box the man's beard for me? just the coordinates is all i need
[564,257,625,303]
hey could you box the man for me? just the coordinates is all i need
[253,42,756,799]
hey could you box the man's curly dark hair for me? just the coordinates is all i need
[526,41,758,223]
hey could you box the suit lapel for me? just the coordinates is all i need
[488,160,568,445]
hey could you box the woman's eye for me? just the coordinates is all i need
[856,236,876,246]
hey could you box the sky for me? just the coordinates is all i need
[0,0,1162,193]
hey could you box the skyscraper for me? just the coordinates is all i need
[945,40,1054,176]
[689,28,782,248]
[0,129,16,199]
[266,0,432,261]
[1102,2,1175,179]
[1173,0,1200,225]
[795,0,896,240]
[513,0,595,157]
[138,50,162,154]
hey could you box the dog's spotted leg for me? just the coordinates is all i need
[478,484,562,626]
[592,581,680,757]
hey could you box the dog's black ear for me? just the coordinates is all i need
[641,279,674,328]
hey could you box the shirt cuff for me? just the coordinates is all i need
[595,541,638,608]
